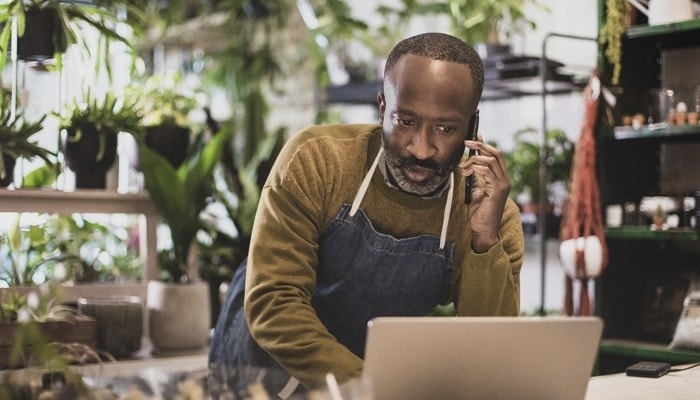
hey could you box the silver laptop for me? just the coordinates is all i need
[362,316,603,400]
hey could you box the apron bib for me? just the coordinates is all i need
[209,146,455,398]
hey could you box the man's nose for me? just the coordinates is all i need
[407,127,437,160]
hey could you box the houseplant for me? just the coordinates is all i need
[56,90,141,189]
[138,126,232,285]
[125,70,201,169]
[0,0,133,92]
[505,127,574,218]
[0,212,141,286]
[599,0,629,86]
[0,107,54,188]
[429,0,547,47]
[0,285,97,369]
[138,125,232,352]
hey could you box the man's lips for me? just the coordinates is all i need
[402,165,434,182]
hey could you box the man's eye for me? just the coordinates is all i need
[397,118,415,127]
[436,126,456,134]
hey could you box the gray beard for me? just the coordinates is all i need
[383,144,460,197]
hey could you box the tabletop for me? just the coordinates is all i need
[585,363,700,400]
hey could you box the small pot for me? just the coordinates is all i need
[62,125,118,189]
[0,155,16,188]
[17,7,60,62]
[147,280,211,353]
[77,296,143,358]
[144,124,190,168]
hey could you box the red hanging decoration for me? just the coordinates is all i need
[559,70,609,316]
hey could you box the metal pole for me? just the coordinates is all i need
[539,33,597,315]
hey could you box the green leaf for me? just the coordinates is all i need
[7,213,21,255]
[140,145,188,237]
[28,224,46,246]
[22,163,59,188]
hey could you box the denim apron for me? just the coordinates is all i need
[209,147,455,399]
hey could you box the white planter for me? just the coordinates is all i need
[147,280,211,353]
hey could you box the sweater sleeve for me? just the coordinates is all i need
[455,198,524,316]
[244,132,364,390]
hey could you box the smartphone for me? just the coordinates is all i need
[625,361,671,378]
[464,109,480,205]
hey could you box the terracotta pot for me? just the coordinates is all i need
[62,124,118,189]
[147,280,211,353]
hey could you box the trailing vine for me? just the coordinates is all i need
[599,0,628,86]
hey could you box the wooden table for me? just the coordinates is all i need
[586,363,700,399]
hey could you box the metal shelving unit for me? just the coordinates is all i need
[537,33,598,315]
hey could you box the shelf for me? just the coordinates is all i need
[325,81,382,105]
[626,19,700,39]
[613,124,700,140]
[605,227,699,241]
[600,339,700,364]
[325,75,584,105]
[324,48,589,105]
[0,189,156,215]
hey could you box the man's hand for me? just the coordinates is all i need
[459,135,511,253]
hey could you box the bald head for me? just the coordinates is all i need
[384,32,484,104]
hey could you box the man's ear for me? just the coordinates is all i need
[377,91,386,122]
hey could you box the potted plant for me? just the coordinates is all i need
[0,0,133,86]
[125,70,201,169]
[430,0,547,47]
[599,0,629,86]
[0,89,55,188]
[505,127,574,223]
[0,213,142,286]
[56,90,141,189]
[138,126,232,352]
[0,285,97,369]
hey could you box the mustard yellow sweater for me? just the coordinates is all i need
[245,124,524,389]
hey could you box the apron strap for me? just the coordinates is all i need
[440,173,454,249]
[350,147,384,217]
[350,145,454,249]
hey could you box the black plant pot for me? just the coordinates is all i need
[17,7,60,62]
[62,125,118,189]
[0,154,16,188]
[144,124,190,168]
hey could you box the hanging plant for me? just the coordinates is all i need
[599,0,628,86]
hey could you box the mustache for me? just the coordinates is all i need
[392,156,454,177]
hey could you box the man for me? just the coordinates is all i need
[208,32,524,398]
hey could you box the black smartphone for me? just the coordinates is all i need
[625,361,671,378]
[464,109,480,205]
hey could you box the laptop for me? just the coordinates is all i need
[362,316,603,400]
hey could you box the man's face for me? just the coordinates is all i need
[378,54,478,197]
